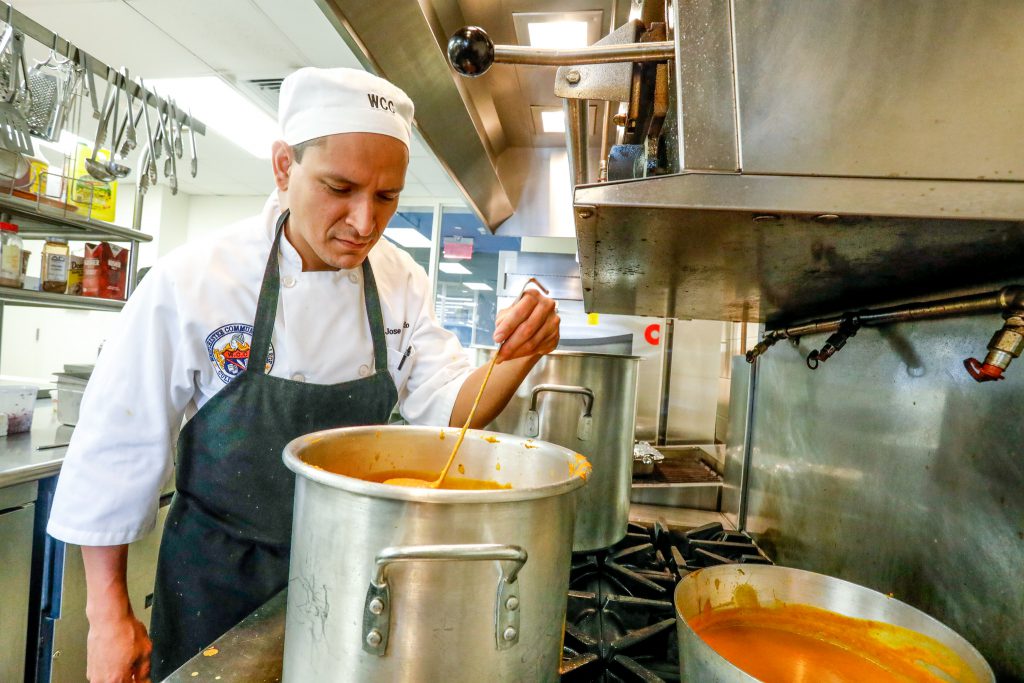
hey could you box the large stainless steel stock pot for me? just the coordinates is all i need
[281,425,591,682]
[475,348,640,551]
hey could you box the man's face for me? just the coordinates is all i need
[273,133,408,270]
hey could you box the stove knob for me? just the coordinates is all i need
[448,26,495,77]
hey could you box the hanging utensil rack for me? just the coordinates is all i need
[0,0,204,135]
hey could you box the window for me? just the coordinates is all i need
[383,207,434,274]
[434,207,521,346]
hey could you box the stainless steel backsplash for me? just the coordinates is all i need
[735,314,1024,680]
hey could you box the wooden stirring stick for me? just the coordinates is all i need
[385,278,549,489]
[428,346,501,487]
[382,341,502,488]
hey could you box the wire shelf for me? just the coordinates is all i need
[0,166,152,242]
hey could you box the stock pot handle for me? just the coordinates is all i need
[525,384,595,440]
[362,543,528,656]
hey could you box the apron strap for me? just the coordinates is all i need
[361,258,389,373]
[248,211,288,373]
[249,209,391,375]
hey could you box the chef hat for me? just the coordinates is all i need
[278,67,414,148]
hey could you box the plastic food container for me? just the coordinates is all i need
[54,374,87,427]
[0,385,37,433]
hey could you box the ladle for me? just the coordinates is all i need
[384,278,549,489]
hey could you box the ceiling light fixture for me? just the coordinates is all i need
[148,77,279,159]
[528,21,589,48]
[530,104,601,136]
[513,10,603,49]
[540,110,566,134]
[439,262,472,275]
[383,228,432,248]
[463,282,493,291]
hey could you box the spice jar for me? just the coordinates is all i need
[0,222,23,288]
[65,254,84,295]
[41,237,70,293]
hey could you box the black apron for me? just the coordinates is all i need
[149,211,398,679]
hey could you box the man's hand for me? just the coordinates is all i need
[82,545,151,683]
[450,287,560,427]
[492,288,560,363]
[86,612,152,683]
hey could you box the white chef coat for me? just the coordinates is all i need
[47,193,473,547]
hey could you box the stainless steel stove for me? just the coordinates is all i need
[560,521,770,682]
[160,516,771,682]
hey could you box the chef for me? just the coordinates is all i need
[46,67,560,683]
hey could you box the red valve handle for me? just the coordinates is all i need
[964,357,1005,382]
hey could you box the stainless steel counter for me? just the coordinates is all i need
[164,590,286,683]
[0,401,72,489]
[161,506,730,682]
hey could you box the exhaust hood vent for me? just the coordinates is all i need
[239,78,284,116]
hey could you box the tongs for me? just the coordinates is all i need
[156,96,178,194]
[137,78,158,188]
[186,106,198,177]
[84,68,129,181]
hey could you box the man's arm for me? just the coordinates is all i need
[82,545,152,683]
[48,264,190,682]
[451,288,559,427]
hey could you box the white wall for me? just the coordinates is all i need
[186,194,268,243]
[666,320,729,443]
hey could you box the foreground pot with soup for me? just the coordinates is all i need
[281,425,591,682]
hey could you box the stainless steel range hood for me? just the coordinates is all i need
[314,0,515,228]
[574,173,1024,323]
[571,0,1024,323]
[321,0,1024,324]
[314,0,622,236]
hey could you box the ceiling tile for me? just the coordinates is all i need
[409,133,431,158]
[425,181,461,198]
[400,182,431,200]
[250,0,364,70]
[18,1,210,77]
[125,0,303,80]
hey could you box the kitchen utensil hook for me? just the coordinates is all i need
[45,32,69,67]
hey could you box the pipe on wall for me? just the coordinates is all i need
[746,286,1024,382]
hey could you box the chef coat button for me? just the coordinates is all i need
[348,272,359,284]
[358,364,371,377]
[282,275,297,288]
[292,373,306,382]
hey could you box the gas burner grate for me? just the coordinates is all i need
[560,520,770,681]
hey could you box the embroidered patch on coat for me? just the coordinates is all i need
[206,323,275,383]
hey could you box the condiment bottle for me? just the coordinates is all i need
[41,237,70,293]
[0,222,23,288]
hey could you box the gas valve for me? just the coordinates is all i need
[964,310,1024,382]
[806,316,860,369]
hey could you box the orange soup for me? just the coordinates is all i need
[364,469,511,490]
[689,603,980,683]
